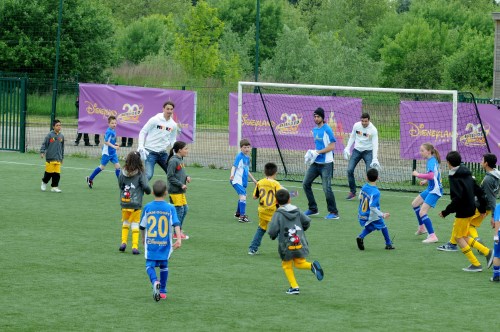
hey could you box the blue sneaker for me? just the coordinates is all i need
[324,213,339,220]
[285,287,300,295]
[304,210,319,216]
[311,260,324,281]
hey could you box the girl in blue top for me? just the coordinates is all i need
[411,143,443,244]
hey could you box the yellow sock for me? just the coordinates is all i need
[121,221,130,245]
[468,226,479,240]
[467,237,489,256]
[449,235,457,245]
[282,260,298,288]
[461,245,481,266]
[131,223,139,249]
[293,257,312,270]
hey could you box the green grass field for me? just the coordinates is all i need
[0,152,498,331]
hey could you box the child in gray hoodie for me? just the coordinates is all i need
[268,189,324,295]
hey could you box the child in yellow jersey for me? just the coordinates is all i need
[248,162,284,255]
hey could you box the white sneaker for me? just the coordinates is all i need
[422,234,438,243]
[51,187,62,193]
[41,182,47,191]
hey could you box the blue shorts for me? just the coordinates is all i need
[146,259,168,269]
[101,154,119,166]
[231,182,247,196]
[419,189,441,208]
[361,219,386,231]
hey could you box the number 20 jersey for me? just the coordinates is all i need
[139,200,180,260]
[253,178,282,220]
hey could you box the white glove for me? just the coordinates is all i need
[138,147,149,161]
[343,148,350,160]
[304,150,319,165]
[370,158,381,170]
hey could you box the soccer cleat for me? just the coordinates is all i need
[345,192,356,200]
[356,237,365,251]
[160,293,167,299]
[486,250,494,269]
[248,248,258,255]
[385,244,395,250]
[415,226,427,236]
[234,212,240,219]
[152,281,161,302]
[311,260,324,281]
[86,176,93,189]
[324,213,340,220]
[119,243,126,252]
[51,187,62,193]
[490,276,500,282]
[238,215,250,223]
[285,287,300,295]
[422,234,438,243]
[304,210,319,216]
[132,248,140,255]
[462,264,483,272]
[436,242,458,252]
[41,181,47,191]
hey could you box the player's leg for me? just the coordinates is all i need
[120,209,131,252]
[468,209,487,243]
[412,193,426,235]
[145,260,160,302]
[492,230,500,282]
[455,217,483,271]
[130,210,141,254]
[88,155,108,186]
[156,151,169,176]
[363,150,373,172]
[346,149,363,198]
[357,223,375,250]
[145,151,157,181]
[282,260,299,294]
[237,193,249,222]
[320,163,338,218]
[159,260,169,299]
[248,218,268,254]
[380,226,395,249]
[48,162,62,192]
[41,161,52,190]
[302,163,320,215]
[420,199,438,243]
[112,154,121,178]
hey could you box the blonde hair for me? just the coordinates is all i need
[421,143,441,163]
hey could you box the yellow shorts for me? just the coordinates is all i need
[170,193,187,206]
[45,161,61,173]
[451,213,477,239]
[469,209,490,228]
[122,209,141,223]
[258,216,272,230]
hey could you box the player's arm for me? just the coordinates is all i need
[474,182,487,214]
[440,180,461,217]
[229,166,236,181]
[248,171,257,184]
[104,135,119,149]
[173,225,182,249]
[40,134,49,158]
[253,184,259,199]
[167,160,184,188]
[345,126,356,151]
[369,193,388,218]
[138,117,155,149]
[317,142,335,154]
[371,128,379,160]
[267,215,280,240]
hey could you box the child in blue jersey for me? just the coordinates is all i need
[140,180,182,301]
[411,143,442,243]
[230,138,257,223]
[356,168,394,250]
[490,203,500,282]
[86,116,121,188]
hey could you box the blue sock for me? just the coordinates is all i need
[236,202,240,215]
[421,214,434,234]
[146,266,157,284]
[381,227,391,245]
[359,227,372,239]
[89,167,102,180]
[159,267,169,293]
[413,206,423,225]
[115,168,121,178]
[493,265,500,278]
[238,200,246,216]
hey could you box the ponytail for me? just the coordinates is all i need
[422,143,441,164]
[166,141,187,166]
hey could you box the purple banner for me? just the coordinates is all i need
[229,93,362,152]
[400,101,500,162]
[78,84,196,142]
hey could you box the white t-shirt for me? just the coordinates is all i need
[345,121,378,159]
[138,113,178,152]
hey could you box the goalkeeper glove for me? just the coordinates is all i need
[343,148,350,160]
[138,147,149,161]
[370,158,381,170]
[304,150,319,165]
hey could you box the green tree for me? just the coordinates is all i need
[217,24,253,84]
[0,0,116,81]
[174,1,224,78]
[102,0,190,26]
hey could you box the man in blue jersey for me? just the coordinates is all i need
[140,180,182,301]
[356,168,394,250]
[302,108,339,220]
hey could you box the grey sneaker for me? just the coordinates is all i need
[486,250,494,269]
[311,260,324,281]
[152,281,160,302]
[462,264,482,272]
[436,242,458,252]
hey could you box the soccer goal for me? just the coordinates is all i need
[229,81,492,192]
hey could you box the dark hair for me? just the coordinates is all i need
[276,189,290,206]
[167,141,187,165]
[153,180,167,197]
[483,153,497,168]
[361,113,370,120]
[124,151,144,174]
[264,162,278,177]
[53,119,61,126]
[240,138,251,148]
[446,150,462,167]
[163,101,175,109]
[367,168,378,182]
[108,115,116,123]
[421,143,441,164]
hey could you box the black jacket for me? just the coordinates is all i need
[441,165,486,218]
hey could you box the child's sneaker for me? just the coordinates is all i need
[356,237,365,250]
[248,248,258,255]
[119,243,126,252]
[462,264,482,272]
[86,176,93,189]
[160,293,167,299]
[486,249,494,269]
[132,248,140,255]
[490,276,500,282]
[180,232,190,240]
[422,234,438,243]
[51,187,62,193]
[436,242,458,252]
[285,287,300,295]
[234,212,240,219]
[415,226,427,236]
[152,281,161,302]
[311,260,324,281]
[345,192,356,200]
[238,215,250,223]
[41,181,47,191]
[385,244,395,250]
[304,209,319,216]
